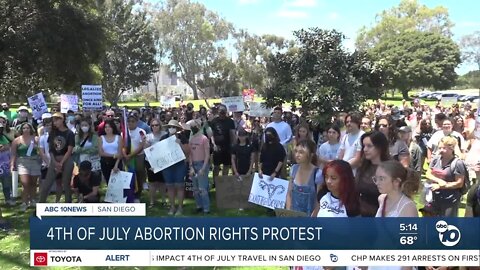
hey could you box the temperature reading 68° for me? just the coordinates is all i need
[400,236,418,245]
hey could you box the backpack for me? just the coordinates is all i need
[450,158,471,195]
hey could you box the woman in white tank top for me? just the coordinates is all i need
[98,120,123,185]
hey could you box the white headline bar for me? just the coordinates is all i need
[35,203,146,219]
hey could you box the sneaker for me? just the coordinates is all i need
[20,203,28,212]
[175,208,183,216]
[6,199,16,206]
[133,199,140,203]
[168,208,175,216]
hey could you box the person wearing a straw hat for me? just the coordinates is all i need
[160,119,189,216]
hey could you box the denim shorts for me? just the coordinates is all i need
[162,161,187,186]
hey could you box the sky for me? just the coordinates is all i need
[153,0,480,75]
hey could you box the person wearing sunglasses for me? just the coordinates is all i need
[375,115,410,168]
[96,110,115,136]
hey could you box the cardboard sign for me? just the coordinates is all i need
[81,85,103,111]
[221,96,245,112]
[248,173,289,209]
[79,154,101,171]
[60,94,79,113]
[215,175,254,209]
[104,171,133,203]
[27,93,48,120]
[0,151,10,177]
[144,135,186,173]
[242,89,255,102]
[441,96,457,107]
[160,96,176,108]
[249,102,272,117]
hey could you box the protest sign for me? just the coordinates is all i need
[60,94,79,113]
[0,151,10,177]
[28,93,48,120]
[242,89,255,102]
[248,173,289,209]
[441,96,457,107]
[104,171,133,203]
[144,135,186,173]
[160,96,176,108]
[215,175,254,209]
[249,102,272,117]
[79,154,101,171]
[221,96,245,112]
[81,85,103,111]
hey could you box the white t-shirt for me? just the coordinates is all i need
[339,130,364,162]
[427,130,466,153]
[317,192,348,217]
[266,121,292,147]
[129,127,146,155]
[39,132,50,166]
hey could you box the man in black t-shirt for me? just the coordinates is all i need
[210,105,235,178]
[73,161,101,203]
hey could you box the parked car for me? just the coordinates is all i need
[426,92,443,100]
[417,91,432,98]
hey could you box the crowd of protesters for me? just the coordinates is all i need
[0,97,479,231]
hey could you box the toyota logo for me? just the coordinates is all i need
[35,256,46,263]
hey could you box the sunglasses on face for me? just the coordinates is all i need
[378,124,388,128]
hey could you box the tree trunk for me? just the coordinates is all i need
[183,75,199,100]
[400,88,410,100]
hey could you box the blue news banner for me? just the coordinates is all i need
[30,217,479,250]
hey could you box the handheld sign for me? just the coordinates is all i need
[104,171,133,203]
[28,93,48,120]
[82,85,103,111]
[60,94,79,113]
[249,102,272,117]
[144,135,186,173]
[221,96,245,112]
[160,96,176,108]
[242,89,255,102]
[248,173,289,209]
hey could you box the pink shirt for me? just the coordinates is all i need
[189,134,209,162]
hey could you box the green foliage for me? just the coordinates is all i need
[356,0,453,51]
[456,70,480,89]
[460,31,480,71]
[99,0,157,106]
[264,28,383,125]
[370,31,460,98]
[152,0,234,99]
[0,0,106,101]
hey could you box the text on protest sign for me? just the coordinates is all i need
[82,85,103,111]
[249,102,272,117]
[441,96,458,107]
[144,135,186,173]
[60,94,79,113]
[160,96,176,108]
[28,93,48,120]
[104,171,133,203]
[221,96,245,112]
[242,89,256,102]
[248,173,289,209]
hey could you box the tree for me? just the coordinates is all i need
[460,31,480,71]
[264,28,383,125]
[356,0,453,51]
[0,0,106,101]
[152,0,233,99]
[99,0,157,105]
[370,31,460,99]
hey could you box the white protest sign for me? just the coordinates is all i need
[221,96,245,112]
[249,102,272,117]
[27,93,48,120]
[60,94,79,113]
[248,173,289,209]
[441,96,457,106]
[79,154,101,171]
[160,96,176,108]
[144,135,186,173]
[104,171,133,203]
[81,85,103,111]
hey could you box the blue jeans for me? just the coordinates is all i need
[0,175,11,201]
[191,161,210,212]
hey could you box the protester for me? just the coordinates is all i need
[144,118,167,208]
[259,127,286,180]
[375,115,410,167]
[231,129,255,178]
[10,122,41,211]
[338,112,364,172]
[286,139,322,216]
[210,105,235,178]
[427,118,466,162]
[72,161,100,203]
[289,123,314,165]
[266,107,292,177]
[98,119,123,185]
[188,119,211,215]
[74,118,99,169]
[0,120,14,206]
[0,103,17,123]
[317,125,341,169]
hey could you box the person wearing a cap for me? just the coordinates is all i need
[39,112,76,203]
[161,119,189,216]
[130,108,151,134]
[13,105,37,132]
[0,103,16,123]
[375,116,410,168]
[72,161,101,203]
[123,114,147,203]
[187,119,211,214]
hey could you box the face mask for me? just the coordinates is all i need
[44,126,51,133]
[67,116,75,122]
[19,111,28,118]
[190,127,199,135]
[81,126,90,133]
[169,128,177,134]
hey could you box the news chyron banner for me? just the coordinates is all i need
[30,205,479,267]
